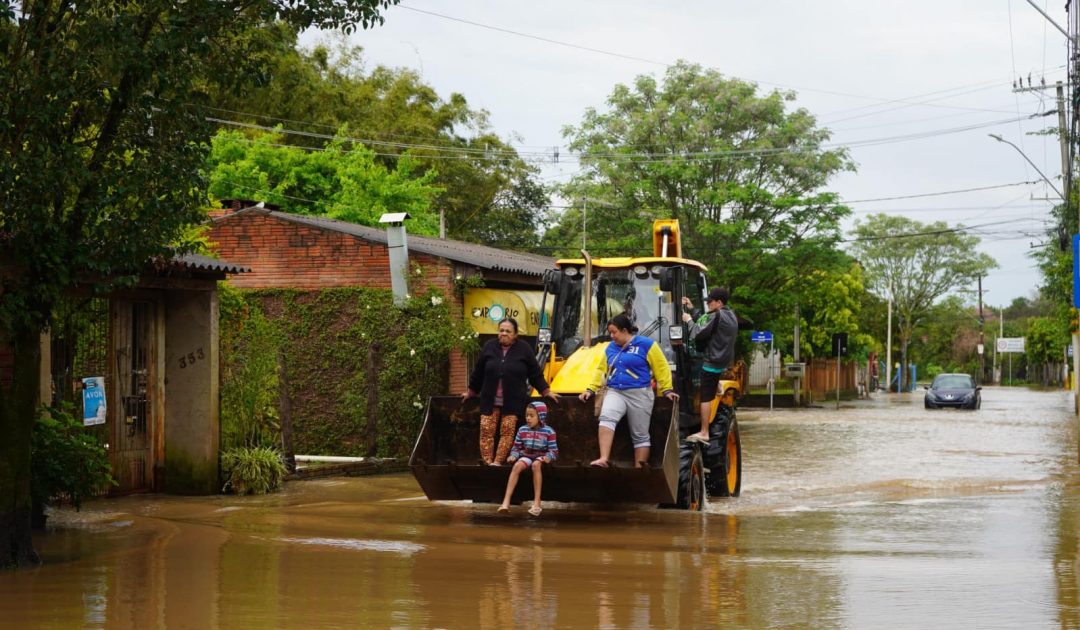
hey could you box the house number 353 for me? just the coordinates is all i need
[179,348,205,369]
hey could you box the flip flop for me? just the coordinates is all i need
[497,506,509,513]
[589,459,609,468]
[684,434,710,444]
[528,506,543,517]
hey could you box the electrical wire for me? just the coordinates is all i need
[398,5,1054,116]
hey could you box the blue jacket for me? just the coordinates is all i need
[588,335,673,394]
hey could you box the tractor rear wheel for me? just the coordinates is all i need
[710,418,741,497]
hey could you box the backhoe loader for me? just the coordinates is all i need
[410,220,742,510]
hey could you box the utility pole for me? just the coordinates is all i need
[978,275,985,385]
[885,290,892,394]
[793,304,801,406]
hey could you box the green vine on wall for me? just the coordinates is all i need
[219,284,476,458]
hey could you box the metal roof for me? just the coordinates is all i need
[245,211,555,277]
[171,252,249,274]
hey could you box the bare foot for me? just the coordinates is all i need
[497,505,509,513]
[589,458,609,468]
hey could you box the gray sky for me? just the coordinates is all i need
[313,1,1070,307]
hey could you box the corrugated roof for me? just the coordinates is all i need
[250,211,555,277]
[171,252,249,274]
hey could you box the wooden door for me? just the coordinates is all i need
[111,300,156,493]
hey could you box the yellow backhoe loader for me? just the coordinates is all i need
[410,220,742,510]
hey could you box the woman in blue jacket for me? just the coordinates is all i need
[578,314,678,468]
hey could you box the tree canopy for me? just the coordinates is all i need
[205,28,547,248]
[207,129,443,233]
[849,214,997,388]
[546,61,855,329]
[0,0,398,569]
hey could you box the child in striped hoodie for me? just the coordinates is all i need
[498,401,558,516]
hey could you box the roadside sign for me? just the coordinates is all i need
[751,330,773,343]
[996,337,1025,353]
[831,332,848,357]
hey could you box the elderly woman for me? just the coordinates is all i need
[462,317,558,465]
[579,313,678,468]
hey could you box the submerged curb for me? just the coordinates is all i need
[289,457,408,480]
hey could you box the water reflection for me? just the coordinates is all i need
[2,388,1079,628]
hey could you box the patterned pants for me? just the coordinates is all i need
[479,408,518,464]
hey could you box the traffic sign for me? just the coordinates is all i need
[996,337,1025,353]
[751,330,773,343]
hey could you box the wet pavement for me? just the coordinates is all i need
[3,386,1079,628]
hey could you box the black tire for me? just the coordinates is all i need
[709,417,742,498]
[676,444,707,511]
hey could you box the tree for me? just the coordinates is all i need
[0,0,398,568]
[206,28,548,248]
[548,61,856,328]
[849,214,997,391]
[207,129,443,233]
[798,262,870,358]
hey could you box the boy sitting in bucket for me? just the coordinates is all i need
[498,401,558,516]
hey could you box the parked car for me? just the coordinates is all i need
[924,373,981,409]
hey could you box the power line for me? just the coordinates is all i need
[842,216,1040,243]
[841,180,1041,203]
[399,5,1057,116]
[209,111,1045,163]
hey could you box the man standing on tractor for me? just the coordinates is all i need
[682,287,737,444]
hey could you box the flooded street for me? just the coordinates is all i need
[4,386,1080,629]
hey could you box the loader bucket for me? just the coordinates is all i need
[409,395,679,505]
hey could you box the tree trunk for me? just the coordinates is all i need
[0,325,42,568]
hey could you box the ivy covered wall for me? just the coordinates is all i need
[220,285,475,458]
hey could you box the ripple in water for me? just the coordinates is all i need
[274,536,425,555]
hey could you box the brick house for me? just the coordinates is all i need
[207,204,555,391]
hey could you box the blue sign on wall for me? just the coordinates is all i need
[82,376,106,426]
[1074,235,1080,308]
[751,330,773,343]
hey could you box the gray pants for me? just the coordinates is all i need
[598,387,655,448]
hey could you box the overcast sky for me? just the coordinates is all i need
[309,1,1070,307]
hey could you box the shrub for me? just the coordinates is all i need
[221,446,288,495]
[31,405,116,524]
[219,283,283,450]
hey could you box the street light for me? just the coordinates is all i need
[988,133,1065,201]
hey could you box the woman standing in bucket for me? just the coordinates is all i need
[462,317,558,466]
[578,313,678,468]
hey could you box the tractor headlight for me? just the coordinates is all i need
[537,327,552,344]
[668,325,684,341]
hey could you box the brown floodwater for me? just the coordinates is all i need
[3,386,1080,629]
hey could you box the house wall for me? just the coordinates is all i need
[208,213,471,390]
[164,289,220,494]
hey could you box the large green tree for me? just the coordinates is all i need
[207,28,547,247]
[208,129,443,233]
[0,0,397,568]
[849,214,997,390]
[547,61,855,328]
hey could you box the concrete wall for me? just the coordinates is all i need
[164,289,220,494]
